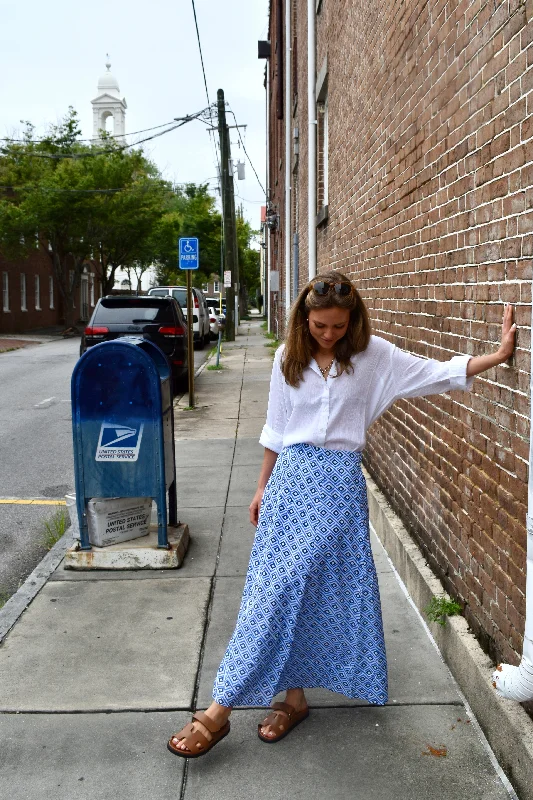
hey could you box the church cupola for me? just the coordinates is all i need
[92,57,127,142]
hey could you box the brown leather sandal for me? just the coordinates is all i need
[257,701,309,743]
[167,711,230,758]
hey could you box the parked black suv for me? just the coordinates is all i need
[80,296,188,393]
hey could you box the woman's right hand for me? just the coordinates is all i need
[249,487,265,527]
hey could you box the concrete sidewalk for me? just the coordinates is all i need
[0,320,517,799]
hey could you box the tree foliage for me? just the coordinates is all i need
[153,184,222,288]
[0,109,168,325]
[0,107,260,325]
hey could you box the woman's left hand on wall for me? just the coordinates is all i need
[466,304,517,378]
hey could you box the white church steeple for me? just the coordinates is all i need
[92,57,127,142]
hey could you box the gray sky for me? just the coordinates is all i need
[0,0,269,228]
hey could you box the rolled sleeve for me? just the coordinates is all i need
[448,354,475,391]
[259,423,284,453]
[259,345,288,453]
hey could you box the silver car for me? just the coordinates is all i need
[148,286,210,348]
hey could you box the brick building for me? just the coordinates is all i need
[1,250,61,333]
[265,0,533,668]
[0,249,99,334]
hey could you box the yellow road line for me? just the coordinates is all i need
[0,499,67,506]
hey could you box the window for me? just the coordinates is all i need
[21,273,27,311]
[49,276,54,309]
[89,273,95,306]
[316,59,329,224]
[213,280,220,293]
[35,275,41,310]
[2,272,9,312]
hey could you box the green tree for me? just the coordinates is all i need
[0,108,168,327]
[153,183,222,287]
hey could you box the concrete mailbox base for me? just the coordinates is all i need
[63,524,189,570]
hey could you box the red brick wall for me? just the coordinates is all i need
[269,0,533,665]
[0,250,61,333]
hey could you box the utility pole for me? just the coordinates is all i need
[217,88,239,341]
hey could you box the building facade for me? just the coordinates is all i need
[265,0,533,668]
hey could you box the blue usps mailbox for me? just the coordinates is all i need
[71,337,177,551]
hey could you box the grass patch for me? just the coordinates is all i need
[424,596,462,627]
[207,364,224,371]
[40,505,69,550]
[260,321,267,329]
[262,327,280,359]
[0,590,10,609]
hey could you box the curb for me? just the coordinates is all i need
[0,531,74,644]
[364,467,533,800]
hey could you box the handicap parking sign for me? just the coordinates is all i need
[179,237,199,270]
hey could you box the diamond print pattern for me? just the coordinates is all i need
[213,443,388,707]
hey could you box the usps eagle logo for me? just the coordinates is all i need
[95,422,144,462]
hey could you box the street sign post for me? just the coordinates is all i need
[179,238,199,408]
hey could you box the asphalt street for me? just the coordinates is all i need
[0,336,211,601]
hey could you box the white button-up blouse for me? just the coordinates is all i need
[259,336,474,454]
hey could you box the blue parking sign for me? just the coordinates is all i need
[179,237,199,270]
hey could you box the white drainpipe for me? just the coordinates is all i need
[266,63,272,334]
[493,320,533,700]
[285,0,292,315]
[308,0,316,279]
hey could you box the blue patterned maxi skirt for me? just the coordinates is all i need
[213,443,388,707]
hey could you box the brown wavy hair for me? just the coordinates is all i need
[281,270,371,387]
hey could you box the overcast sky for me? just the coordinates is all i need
[0,0,269,228]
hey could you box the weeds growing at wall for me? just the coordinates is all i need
[425,596,462,627]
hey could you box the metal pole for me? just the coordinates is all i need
[186,270,194,407]
[216,330,222,367]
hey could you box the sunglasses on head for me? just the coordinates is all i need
[310,280,353,296]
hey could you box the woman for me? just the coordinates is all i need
[167,270,516,757]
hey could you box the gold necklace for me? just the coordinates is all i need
[317,358,334,380]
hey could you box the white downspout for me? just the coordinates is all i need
[493,316,533,700]
[284,0,292,315]
[266,64,272,334]
[307,0,316,279]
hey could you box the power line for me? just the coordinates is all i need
[190,0,221,192]
[0,119,181,145]
[0,186,125,194]
[0,109,210,160]
[226,107,266,195]
[191,0,210,109]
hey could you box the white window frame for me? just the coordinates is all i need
[213,280,220,293]
[49,276,54,309]
[21,273,27,311]
[2,272,9,312]
[89,273,95,306]
[35,275,41,310]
